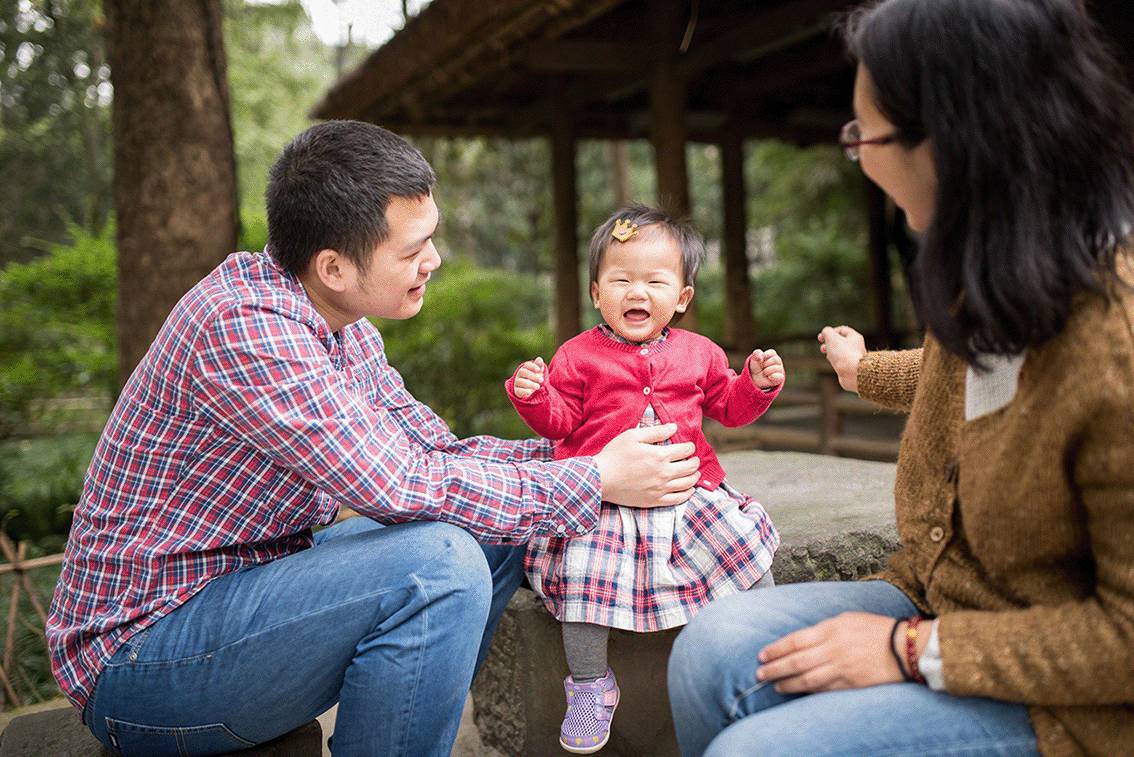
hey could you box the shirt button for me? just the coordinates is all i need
[929,526,945,543]
[575,525,586,534]
[556,524,566,536]
[639,348,649,356]
[643,387,651,395]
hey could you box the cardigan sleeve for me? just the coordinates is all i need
[701,345,780,427]
[505,348,585,441]
[856,348,922,413]
[936,366,1134,705]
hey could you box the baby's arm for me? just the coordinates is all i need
[505,350,585,440]
[702,345,782,427]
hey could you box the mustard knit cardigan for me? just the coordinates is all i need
[857,279,1134,756]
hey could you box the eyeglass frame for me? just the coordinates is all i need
[839,119,899,162]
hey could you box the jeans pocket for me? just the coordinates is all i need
[104,717,256,757]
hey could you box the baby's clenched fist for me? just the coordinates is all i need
[513,357,546,399]
[749,348,785,390]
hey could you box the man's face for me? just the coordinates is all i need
[349,193,441,321]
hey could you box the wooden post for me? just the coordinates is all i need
[607,141,631,207]
[721,123,755,352]
[865,179,895,348]
[650,2,694,326]
[550,100,581,346]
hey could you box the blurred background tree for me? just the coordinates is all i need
[0,0,111,266]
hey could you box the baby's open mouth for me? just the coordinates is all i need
[623,309,651,323]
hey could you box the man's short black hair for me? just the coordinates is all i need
[265,120,437,276]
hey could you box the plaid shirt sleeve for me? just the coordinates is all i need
[192,303,599,542]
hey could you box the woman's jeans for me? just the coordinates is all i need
[668,580,1039,757]
[82,517,524,757]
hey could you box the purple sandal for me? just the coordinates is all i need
[559,668,620,754]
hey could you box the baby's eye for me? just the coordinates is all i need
[649,280,664,285]
[614,278,629,284]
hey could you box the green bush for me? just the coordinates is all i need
[0,223,116,438]
[377,261,554,439]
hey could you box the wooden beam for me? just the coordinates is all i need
[550,97,581,346]
[524,39,653,74]
[677,0,857,78]
[720,122,755,351]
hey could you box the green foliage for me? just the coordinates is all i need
[377,262,554,439]
[0,222,116,437]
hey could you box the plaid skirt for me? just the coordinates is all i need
[525,407,780,632]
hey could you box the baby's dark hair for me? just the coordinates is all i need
[588,204,707,286]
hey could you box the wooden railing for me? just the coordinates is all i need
[710,353,904,461]
[0,533,64,709]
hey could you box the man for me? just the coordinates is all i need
[47,121,699,756]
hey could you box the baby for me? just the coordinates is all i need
[506,204,785,753]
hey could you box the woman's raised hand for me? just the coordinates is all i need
[593,424,700,508]
[818,325,867,393]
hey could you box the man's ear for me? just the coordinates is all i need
[310,249,351,292]
[674,285,695,313]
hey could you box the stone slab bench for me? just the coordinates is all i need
[471,451,899,757]
[0,706,322,757]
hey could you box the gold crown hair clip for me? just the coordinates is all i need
[612,219,639,242]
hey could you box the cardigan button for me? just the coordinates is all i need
[639,348,649,356]
[929,526,945,543]
[643,387,651,395]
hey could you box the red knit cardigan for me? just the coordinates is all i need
[505,327,780,490]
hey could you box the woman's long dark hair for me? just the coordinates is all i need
[844,0,1134,365]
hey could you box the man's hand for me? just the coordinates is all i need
[593,424,700,508]
[818,325,867,393]
[748,348,785,390]
[756,612,914,694]
[512,357,546,399]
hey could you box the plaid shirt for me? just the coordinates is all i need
[46,252,601,710]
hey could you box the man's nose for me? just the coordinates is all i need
[421,242,441,272]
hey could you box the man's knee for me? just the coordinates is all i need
[415,522,492,610]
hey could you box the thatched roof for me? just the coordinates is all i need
[312,0,862,145]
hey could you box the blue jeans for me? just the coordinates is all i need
[668,581,1039,757]
[82,517,524,756]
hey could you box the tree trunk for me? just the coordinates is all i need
[106,0,238,384]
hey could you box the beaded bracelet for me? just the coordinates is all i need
[904,616,928,684]
[889,617,913,682]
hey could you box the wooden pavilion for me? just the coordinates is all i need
[312,0,1134,350]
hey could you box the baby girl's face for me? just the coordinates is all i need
[591,228,694,343]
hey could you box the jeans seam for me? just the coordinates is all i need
[727,679,773,722]
[862,736,1038,756]
[396,572,431,757]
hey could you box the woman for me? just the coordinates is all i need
[667,0,1134,755]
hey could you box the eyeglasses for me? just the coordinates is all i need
[839,120,899,162]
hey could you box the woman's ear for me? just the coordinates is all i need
[674,285,695,313]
